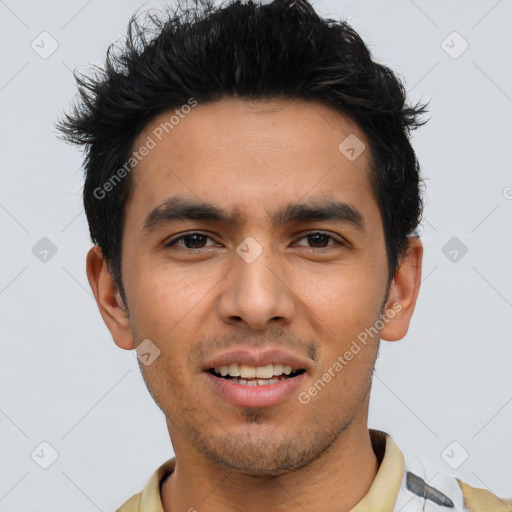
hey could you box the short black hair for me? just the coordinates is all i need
[57,0,428,303]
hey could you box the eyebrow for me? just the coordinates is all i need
[142,195,366,232]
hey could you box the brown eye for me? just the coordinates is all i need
[166,233,215,249]
[295,232,342,248]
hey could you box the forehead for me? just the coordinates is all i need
[126,98,377,227]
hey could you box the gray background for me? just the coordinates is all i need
[0,0,511,510]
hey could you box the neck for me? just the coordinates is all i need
[161,422,379,512]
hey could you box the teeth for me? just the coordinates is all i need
[273,364,284,376]
[256,364,273,379]
[240,364,256,379]
[213,363,299,378]
[228,363,240,376]
[225,376,287,386]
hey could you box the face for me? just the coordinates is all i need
[88,98,422,476]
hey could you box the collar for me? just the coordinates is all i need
[117,429,405,512]
[351,430,405,511]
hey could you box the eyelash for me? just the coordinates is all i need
[164,231,345,250]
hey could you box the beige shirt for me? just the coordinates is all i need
[116,429,511,512]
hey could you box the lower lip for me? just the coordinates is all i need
[204,372,307,408]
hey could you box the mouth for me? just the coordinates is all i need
[204,363,308,408]
[206,363,307,386]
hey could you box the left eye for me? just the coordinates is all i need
[295,232,341,248]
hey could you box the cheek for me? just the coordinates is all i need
[126,266,213,395]
[309,269,384,327]
[129,273,195,393]
[137,353,192,421]
[126,262,210,334]
[300,265,384,385]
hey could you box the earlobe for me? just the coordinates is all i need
[86,246,135,350]
[380,237,423,342]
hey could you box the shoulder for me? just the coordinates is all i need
[394,469,511,512]
[456,478,512,512]
[115,457,176,512]
[115,491,142,512]
[385,433,511,512]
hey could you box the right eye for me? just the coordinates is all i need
[164,232,217,250]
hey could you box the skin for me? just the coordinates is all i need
[87,98,422,512]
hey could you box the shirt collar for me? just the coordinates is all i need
[122,429,405,512]
[351,429,405,512]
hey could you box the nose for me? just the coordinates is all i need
[217,242,295,331]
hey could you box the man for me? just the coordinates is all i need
[57,0,511,510]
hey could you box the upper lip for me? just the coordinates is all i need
[202,348,312,373]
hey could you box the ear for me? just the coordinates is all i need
[86,245,135,350]
[380,237,423,342]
